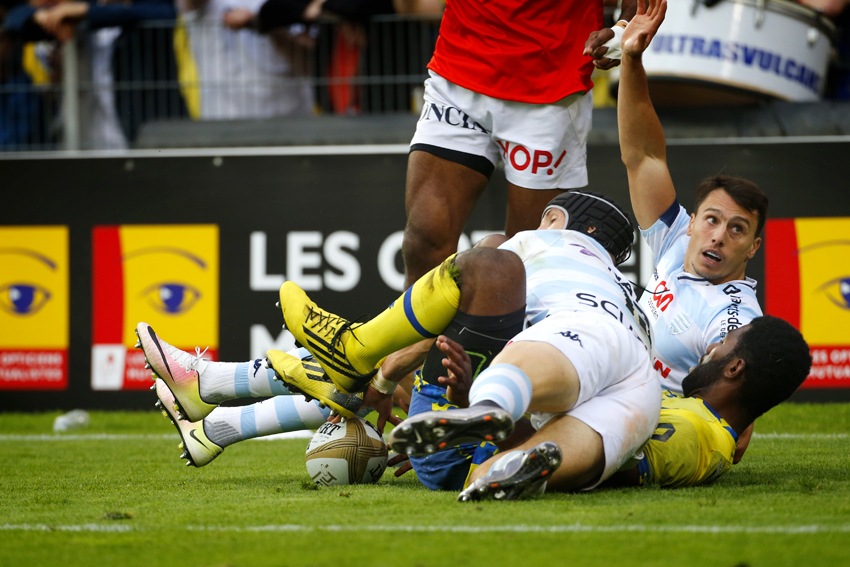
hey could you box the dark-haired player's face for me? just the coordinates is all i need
[682,326,749,396]
[685,189,761,284]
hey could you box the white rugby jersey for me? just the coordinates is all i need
[640,202,762,394]
[499,229,652,353]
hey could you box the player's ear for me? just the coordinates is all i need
[686,213,695,236]
[747,236,762,259]
[724,357,746,381]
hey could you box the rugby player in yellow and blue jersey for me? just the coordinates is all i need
[602,315,812,489]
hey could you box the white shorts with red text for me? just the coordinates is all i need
[410,71,592,189]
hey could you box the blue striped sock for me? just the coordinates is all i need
[469,363,533,422]
[204,396,331,448]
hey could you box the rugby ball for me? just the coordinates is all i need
[305,417,388,486]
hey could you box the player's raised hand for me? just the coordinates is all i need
[622,0,667,58]
[436,335,473,407]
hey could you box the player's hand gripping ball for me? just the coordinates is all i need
[305,417,388,486]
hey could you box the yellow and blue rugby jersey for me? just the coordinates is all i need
[637,390,738,488]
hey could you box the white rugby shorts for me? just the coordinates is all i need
[410,71,592,190]
[513,311,662,488]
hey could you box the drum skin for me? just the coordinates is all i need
[639,0,836,103]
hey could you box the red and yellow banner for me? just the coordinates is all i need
[91,225,219,390]
[766,218,850,389]
[0,226,69,390]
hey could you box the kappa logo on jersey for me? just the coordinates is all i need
[497,140,567,176]
[558,330,583,347]
[652,281,674,312]
[419,103,490,133]
[723,284,741,295]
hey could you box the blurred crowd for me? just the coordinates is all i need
[0,0,442,149]
[1,0,848,150]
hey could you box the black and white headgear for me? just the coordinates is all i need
[543,191,635,265]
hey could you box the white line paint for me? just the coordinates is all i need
[2,523,849,534]
[1,432,844,442]
[0,432,314,441]
[752,433,848,439]
[0,434,176,441]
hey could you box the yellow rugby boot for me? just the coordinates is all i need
[266,349,364,418]
[278,255,461,393]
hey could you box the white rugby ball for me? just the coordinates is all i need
[305,417,388,486]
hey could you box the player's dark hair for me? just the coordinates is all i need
[544,191,635,265]
[694,175,769,238]
[734,316,811,419]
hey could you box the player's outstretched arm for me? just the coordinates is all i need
[618,0,677,230]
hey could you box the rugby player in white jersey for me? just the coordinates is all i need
[617,0,767,460]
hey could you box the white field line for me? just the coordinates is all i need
[1,523,849,535]
[0,432,846,442]
[0,431,313,441]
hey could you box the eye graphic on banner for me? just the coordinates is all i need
[766,219,850,389]
[91,226,219,391]
[0,228,69,391]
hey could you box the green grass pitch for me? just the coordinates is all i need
[1,403,849,567]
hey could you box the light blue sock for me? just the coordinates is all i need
[204,396,331,448]
[200,356,296,403]
[469,363,533,422]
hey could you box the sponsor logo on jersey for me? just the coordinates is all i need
[91,225,219,390]
[558,330,583,347]
[0,227,69,390]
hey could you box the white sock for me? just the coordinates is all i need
[204,396,331,448]
[469,363,533,422]
[199,358,290,403]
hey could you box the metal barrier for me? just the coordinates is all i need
[0,14,439,152]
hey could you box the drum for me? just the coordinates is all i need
[638,0,837,104]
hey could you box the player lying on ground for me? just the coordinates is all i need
[268,190,663,494]
[617,0,769,460]
[426,315,810,500]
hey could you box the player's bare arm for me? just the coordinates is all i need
[618,0,677,230]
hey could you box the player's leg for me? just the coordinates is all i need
[274,246,524,396]
[402,71,500,285]
[154,378,332,467]
[404,266,526,489]
[459,415,603,501]
[504,184,567,237]
[402,150,489,286]
[387,340,580,455]
[460,338,662,501]
[136,322,334,420]
[388,312,642,455]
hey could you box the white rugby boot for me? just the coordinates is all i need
[154,379,222,467]
[457,442,562,502]
[136,322,216,422]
